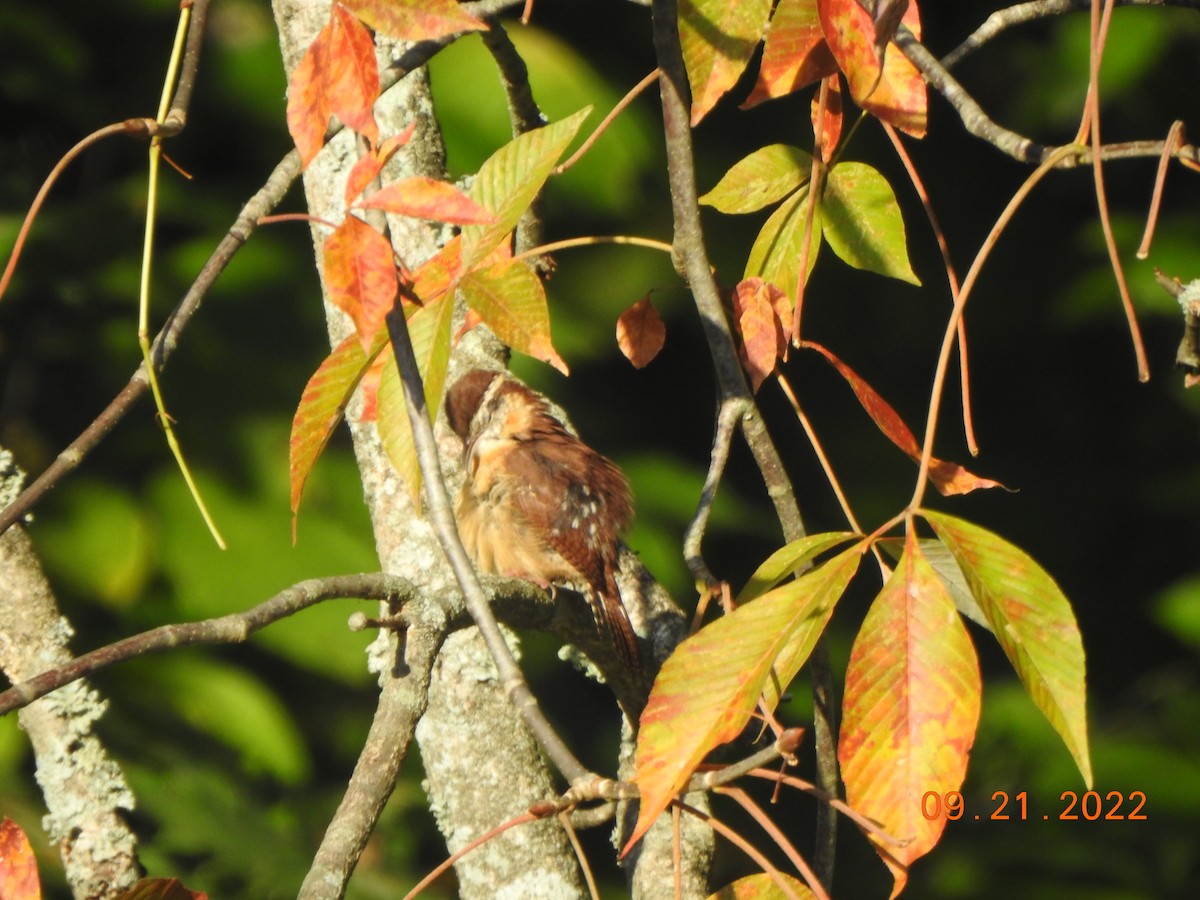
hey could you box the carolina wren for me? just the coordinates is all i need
[445,369,641,665]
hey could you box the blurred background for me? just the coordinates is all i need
[1,0,1198,896]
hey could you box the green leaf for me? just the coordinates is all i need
[374,294,455,503]
[460,107,591,270]
[823,161,920,285]
[700,144,813,214]
[923,510,1092,786]
[708,872,817,899]
[153,656,312,785]
[628,542,863,852]
[459,258,568,374]
[744,185,823,303]
[736,530,858,602]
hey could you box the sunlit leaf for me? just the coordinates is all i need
[878,537,992,631]
[322,214,399,351]
[736,531,858,602]
[374,295,455,502]
[341,0,487,42]
[290,333,378,530]
[839,536,981,897]
[700,144,813,215]
[708,872,817,899]
[823,161,920,285]
[679,0,773,124]
[818,0,926,136]
[344,124,416,204]
[628,542,863,852]
[358,175,495,224]
[923,510,1092,786]
[286,22,332,167]
[460,108,591,271]
[325,4,380,145]
[744,186,823,306]
[616,295,666,368]
[0,818,39,900]
[459,258,568,374]
[743,0,836,108]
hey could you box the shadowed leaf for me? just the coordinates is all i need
[616,296,666,368]
[839,536,981,897]
[803,341,1004,495]
[628,541,864,852]
[812,75,844,160]
[923,510,1092,786]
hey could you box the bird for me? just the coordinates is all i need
[444,369,641,666]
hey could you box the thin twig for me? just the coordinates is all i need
[910,145,1080,511]
[683,397,747,586]
[0,150,304,537]
[1136,121,1185,259]
[942,0,1200,69]
[716,786,825,899]
[674,800,815,900]
[402,811,542,899]
[881,123,979,456]
[553,68,662,175]
[0,574,408,715]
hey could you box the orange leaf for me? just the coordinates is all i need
[628,540,863,853]
[818,0,926,136]
[340,0,487,41]
[326,4,380,145]
[802,340,1004,495]
[742,0,837,108]
[344,124,417,205]
[323,215,398,352]
[616,296,666,368]
[732,278,786,392]
[812,75,843,161]
[286,23,333,167]
[839,535,981,897]
[410,234,460,301]
[357,175,496,224]
[0,818,40,900]
[680,0,773,124]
